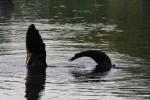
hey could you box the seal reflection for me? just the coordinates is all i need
[25,74,46,100]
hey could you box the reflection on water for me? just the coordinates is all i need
[0,0,150,100]
[25,74,46,100]
[71,69,110,83]
[0,0,13,20]
[105,0,150,60]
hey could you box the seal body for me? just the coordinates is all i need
[69,50,113,72]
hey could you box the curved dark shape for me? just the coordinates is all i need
[26,24,47,75]
[69,50,113,73]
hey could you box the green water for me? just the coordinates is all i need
[0,0,150,100]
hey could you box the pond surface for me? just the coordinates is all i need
[0,0,150,100]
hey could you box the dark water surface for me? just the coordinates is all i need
[0,0,150,100]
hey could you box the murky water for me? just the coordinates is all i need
[0,0,150,100]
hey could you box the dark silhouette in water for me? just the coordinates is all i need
[25,74,46,100]
[26,24,47,75]
[69,50,114,73]
[25,24,46,99]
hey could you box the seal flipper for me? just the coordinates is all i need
[26,24,47,74]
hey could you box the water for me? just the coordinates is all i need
[0,0,150,100]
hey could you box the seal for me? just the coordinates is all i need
[69,50,114,73]
[26,24,47,75]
